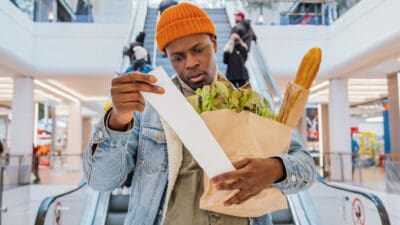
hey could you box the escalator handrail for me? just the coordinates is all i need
[316,174,391,225]
[34,182,87,225]
[152,10,160,68]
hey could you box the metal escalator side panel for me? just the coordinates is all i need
[307,175,391,225]
[34,182,87,225]
[79,189,110,225]
[287,190,322,225]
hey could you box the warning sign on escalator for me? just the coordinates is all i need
[54,201,62,225]
[352,197,365,225]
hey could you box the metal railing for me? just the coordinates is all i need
[320,151,386,183]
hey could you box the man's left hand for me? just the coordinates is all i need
[210,157,285,206]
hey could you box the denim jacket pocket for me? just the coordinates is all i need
[138,125,168,174]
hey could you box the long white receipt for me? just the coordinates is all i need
[142,67,235,178]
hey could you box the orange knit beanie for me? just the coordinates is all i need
[156,2,216,52]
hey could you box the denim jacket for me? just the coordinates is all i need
[83,81,316,225]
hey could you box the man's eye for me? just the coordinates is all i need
[194,47,204,54]
[172,55,183,62]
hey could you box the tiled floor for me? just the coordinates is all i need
[37,166,83,185]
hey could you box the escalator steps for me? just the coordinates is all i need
[108,195,130,212]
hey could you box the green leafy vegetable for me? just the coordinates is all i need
[187,80,278,121]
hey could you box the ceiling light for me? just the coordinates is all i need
[47,79,85,100]
[48,79,108,102]
[398,57,400,62]
[34,80,79,103]
[349,85,387,90]
[349,79,387,85]
[310,81,329,92]
[0,77,13,82]
[34,90,62,103]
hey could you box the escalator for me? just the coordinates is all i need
[34,2,391,225]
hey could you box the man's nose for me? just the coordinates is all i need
[185,54,199,69]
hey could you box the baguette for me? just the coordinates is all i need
[294,47,322,88]
[278,48,322,124]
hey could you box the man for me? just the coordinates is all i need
[83,3,315,225]
[223,32,249,88]
[232,12,257,52]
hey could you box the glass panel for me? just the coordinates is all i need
[234,0,363,26]
[385,153,400,193]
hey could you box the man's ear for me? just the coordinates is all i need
[210,35,218,53]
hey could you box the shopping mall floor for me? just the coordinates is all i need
[2,165,399,225]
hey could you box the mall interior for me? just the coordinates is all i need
[0,0,399,224]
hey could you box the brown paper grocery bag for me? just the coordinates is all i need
[199,109,293,217]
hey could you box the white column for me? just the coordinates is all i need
[319,104,330,176]
[328,79,352,181]
[387,72,400,154]
[9,76,34,184]
[66,101,82,171]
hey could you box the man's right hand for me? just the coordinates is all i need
[109,72,165,130]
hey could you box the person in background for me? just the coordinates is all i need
[231,12,257,52]
[158,0,178,15]
[351,135,360,180]
[83,3,315,225]
[123,31,152,65]
[32,145,40,184]
[125,46,153,74]
[223,33,249,88]
[0,138,3,156]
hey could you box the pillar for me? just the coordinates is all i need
[65,101,82,171]
[319,104,330,177]
[328,79,352,181]
[387,73,400,154]
[9,76,34,184]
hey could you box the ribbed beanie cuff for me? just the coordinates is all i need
[156,2,216,52]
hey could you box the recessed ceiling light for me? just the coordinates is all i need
[398,57,400,62]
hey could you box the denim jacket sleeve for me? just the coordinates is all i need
[272,135,316,194]
[82,112,140,192]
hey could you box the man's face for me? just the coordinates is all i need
[165,34,217,90]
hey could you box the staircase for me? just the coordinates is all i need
[143,7,231,77]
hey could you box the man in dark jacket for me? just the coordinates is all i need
[223,33,249,88]
[231,12,257,52]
